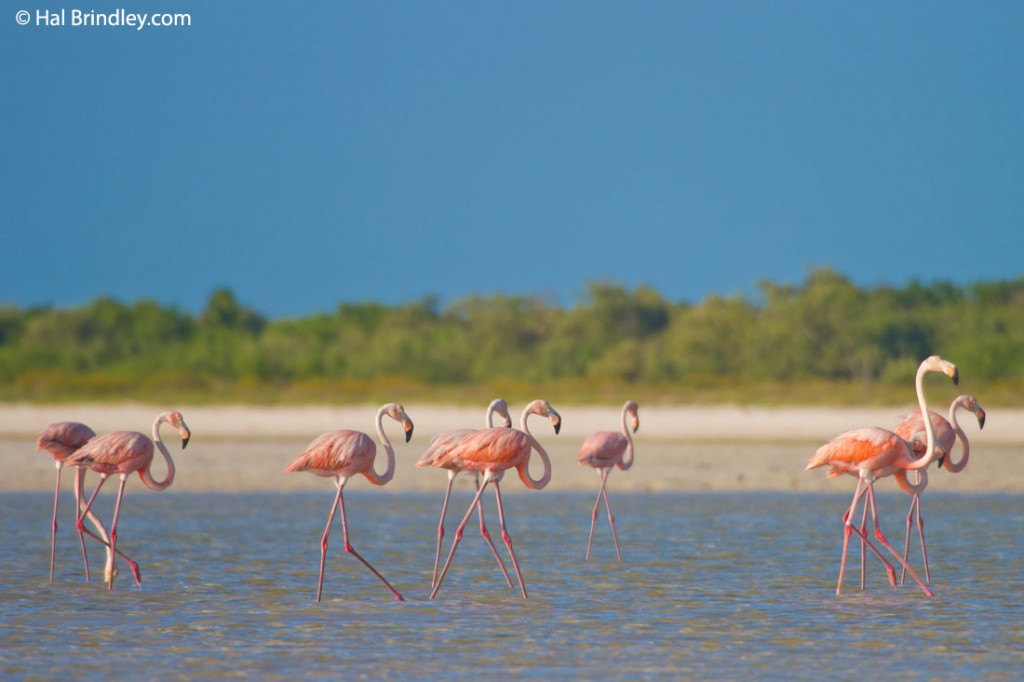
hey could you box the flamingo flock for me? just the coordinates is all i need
[33,354,987,600]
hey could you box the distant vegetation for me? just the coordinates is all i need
[2,268,1022,406]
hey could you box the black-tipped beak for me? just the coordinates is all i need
[952,368,959,385]
[182,433,191,449]
[405,425,414,443]
[978,412,986,429]
[553,419,561,435]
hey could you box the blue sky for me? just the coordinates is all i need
[3,1,1023,318]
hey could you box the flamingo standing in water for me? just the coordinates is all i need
[285,402,414,602]
[68,410,191,588]
[430,399,561,600]
[417,398,514,590]
[36,421,141,584]
[36,421,94,582]
[577,400,639,561]
[805,355,959,597]
[893,394,986,583]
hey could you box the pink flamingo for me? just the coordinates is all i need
[429,399,561,600]
[285,402,413,602]
[36,421,94,582]
[577,400,639,561]
[893,394,986,583]
[805,355,959,597]
[68,410,191,588]
[36,421,141,584]
[417,398,514,590]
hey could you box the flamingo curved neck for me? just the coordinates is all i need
[139,413,176,491]
[894,468,928,495]
[618,406,636,471]
[516,408,552,489]
[904,362,939,471]
[365,405,396,486]
[944,399,971,473]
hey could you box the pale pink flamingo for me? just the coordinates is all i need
[893,394,986,583]
[417,398,514,590]
[429,399,561,600]
[36,421,141,585]
[285,402,413,602]
[36,421,94,582]
[68,410,190,588]
[577,400,639,561]
[805,355,959,597]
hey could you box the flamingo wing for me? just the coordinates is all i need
[806,427,902,476]
[417,429,473,469]
[35,421,96,460]
[443,427,532,473]
[286,430,375,477]
[66,431,154,476]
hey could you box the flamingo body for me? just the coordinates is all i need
[430,399,561,599]
[577,400,639,561]
[805,355,959,597]
[36,421,96,583]
[285,402,413,602]
[417,399,514,590]
[66,410,190,589]
[578,432,629,469]
[286,431,377,481]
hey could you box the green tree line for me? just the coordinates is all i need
[2,268,1022,405]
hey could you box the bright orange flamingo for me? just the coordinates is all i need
[806,355,959,597]
[68,410,191,589]
[429,399,561,600]
[893,394,986,583]
[417,398,514,590]
[36,421,142,585]
[577,400,639,561]
[285,402,413,602]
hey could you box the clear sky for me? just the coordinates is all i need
[3,1,1023,318]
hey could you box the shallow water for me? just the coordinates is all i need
[1,489,1022,680]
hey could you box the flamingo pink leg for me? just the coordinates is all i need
[858,498,869,590]
[67,468,141,585]
[430,477,492,599]
[861,483,933,597]
[105,476,130,590]
[317,479,404,602]
[49,463,63,583]
[900,494,930,585]
[473,473,514,589]
[586,469,623,562]
[837,479,897,594]
[430,476,456,589]
[76,472,112,583]
[492,478,528,598]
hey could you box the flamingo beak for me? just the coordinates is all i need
[181,430,191,449]
[404,421,414,443]
[978,410,986,429]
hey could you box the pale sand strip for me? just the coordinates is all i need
[2,403,1021,493]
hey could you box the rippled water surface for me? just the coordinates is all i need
[1,490,1022,680]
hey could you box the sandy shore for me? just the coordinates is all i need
[2,402,1021,493]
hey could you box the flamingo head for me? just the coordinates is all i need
[624,400,640,433]
[385,402,415,442]
[922,355,959,385]
[524,399,561,435]
[962,395,986,429]
[489,398,513,428]
[166,410,191,449]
